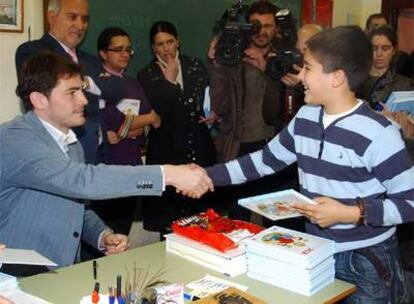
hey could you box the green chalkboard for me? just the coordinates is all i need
[80,0,301,76]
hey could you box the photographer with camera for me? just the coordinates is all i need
[281,24,322,86]
[280,24,322,123]
[208,0,294,221]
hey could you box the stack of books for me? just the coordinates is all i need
[165,233,247,277]
[245,226,336,296]
[0,272,49,303]
[0,272,17,293]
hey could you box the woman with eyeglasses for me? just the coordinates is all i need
[92,27,161,236]
[137,21,217,237]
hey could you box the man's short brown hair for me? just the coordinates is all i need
[16,53,82,111]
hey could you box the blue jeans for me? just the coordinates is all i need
[335,234,406,304]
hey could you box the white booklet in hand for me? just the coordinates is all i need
[385,91,414,115]
[116,98,141,115]
[238,189,316,221]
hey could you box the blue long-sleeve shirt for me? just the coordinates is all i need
[207,101,414,252]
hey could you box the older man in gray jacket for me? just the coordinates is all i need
[0,53,212,267]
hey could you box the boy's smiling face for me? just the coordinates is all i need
[298,49,333,106]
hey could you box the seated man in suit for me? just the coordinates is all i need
[0,53,212,269]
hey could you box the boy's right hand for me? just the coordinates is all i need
[293,196,360,228]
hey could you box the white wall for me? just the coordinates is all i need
[0,0,43,123]
[333,0,382,28]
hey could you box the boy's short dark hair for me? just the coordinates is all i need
[246,0,279,22]
[306,25,372,93]
[16,53,81,112]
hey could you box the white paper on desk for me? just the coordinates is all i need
[0,248,57,266]
[2,289,51,304]
[186,274,248,298]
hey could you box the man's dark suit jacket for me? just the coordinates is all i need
[15,33,102,164]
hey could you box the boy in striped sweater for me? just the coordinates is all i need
[207,26,413,303]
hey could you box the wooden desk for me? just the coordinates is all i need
[19,242,356,303]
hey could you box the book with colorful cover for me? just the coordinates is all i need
[245,226,335,268]
[238,189,316,221]
[193,287,266,304]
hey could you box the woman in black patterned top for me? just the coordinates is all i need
[137,21,217,236]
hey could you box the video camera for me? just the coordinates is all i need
[213,1,302,79]
[212,0,260,66]
[265,9,302,80]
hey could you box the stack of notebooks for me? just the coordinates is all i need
[165,233,247,277]
[245,226,336,296]
[0,272,50,303]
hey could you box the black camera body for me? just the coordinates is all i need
[265,50,302,80]
[265,9,301,80]
[213,0,259,66]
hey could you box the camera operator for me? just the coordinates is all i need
[208,0,291,221]
[281,24,322,86]
[280,24,322,122]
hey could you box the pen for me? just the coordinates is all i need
[117,295,125,304]
[108,286,115,304]
[116,275,122,297]
[184,292,200,301]
[93,260,98,280]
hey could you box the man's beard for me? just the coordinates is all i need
[250,34,272,49]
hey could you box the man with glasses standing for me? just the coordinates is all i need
[15,0,103,165]
[93,27,161,236]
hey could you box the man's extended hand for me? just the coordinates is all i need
[164,164,214,198]
[101,232,129,255]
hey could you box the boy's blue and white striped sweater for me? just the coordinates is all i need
[207,101,414,252]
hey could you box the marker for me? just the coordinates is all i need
[92,282,100,304]
[108,286,115,304]
[116,275,122,297]
[93,260,98,280]
[184,292,200,301]
[117,295,125,304]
